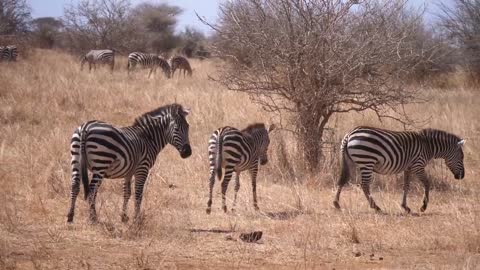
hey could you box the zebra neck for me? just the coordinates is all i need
[133,119,169,152]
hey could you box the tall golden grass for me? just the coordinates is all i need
[0,49,479,269]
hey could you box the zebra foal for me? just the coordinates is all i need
[206,123,275,214]
[333,126,465,213]
[80,49,115,72]
[67,104,192,223]
[127,52,171,78]
[170,55,192,78]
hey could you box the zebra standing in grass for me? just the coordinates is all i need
[170,55,192,77]
[67,103,192,223]
[127,52,171,78]
[333,126,465,213]
[206,123,275,214]
[80,49,115,72]
[0,45,17,61]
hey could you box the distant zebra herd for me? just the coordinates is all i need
[0,45,17,61]
[79,49,193,78]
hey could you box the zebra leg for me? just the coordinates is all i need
[401,170,411,213]
[359,166,381,212]
[249,166,260,211]
[415,169,430,212]
[67,159,81,223]
[121,176,133,222]
[87,172,104,223]
[148,68,154,78]
[133,171,149,221]
[221,169,234,213]
[206,169,215,214]
[231,172,241,212]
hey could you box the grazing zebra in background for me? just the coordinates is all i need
[80,49,115,72]
[127,52,171,78]
[7,45,17,61]
[0,45,17,61]
[333,126,465,213]
[206,123,275,214]
[67,103,192,223]
[170,55,192,77]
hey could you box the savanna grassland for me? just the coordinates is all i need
[0,50,479,269]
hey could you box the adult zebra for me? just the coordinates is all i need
[170,55,192,78]
[206,123,275,214]
[80,49,115,72]
[333,126,465,213]
[67,103,192,223]
[127,52,171,78]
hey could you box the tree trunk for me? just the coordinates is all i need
[298,109,327,173]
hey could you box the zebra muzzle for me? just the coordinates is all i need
[180,144,192,158]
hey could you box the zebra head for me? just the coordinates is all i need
[255,124,275,165]
[167,107,192,159]
[446,139,465,180]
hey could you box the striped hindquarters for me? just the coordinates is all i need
[85,49,114,64]
[0,45,17,61]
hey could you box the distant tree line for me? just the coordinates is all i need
[0,0,210,58]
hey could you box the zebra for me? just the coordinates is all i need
[0,45,16,61]
[80,49,115,72]
[333,126,465,213]
[7,45,17,61]
[206,123,275,214]
[67,103,192,223]
[170,55,192,77]
[127,52,171,78]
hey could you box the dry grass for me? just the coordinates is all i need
[0,49,479,269]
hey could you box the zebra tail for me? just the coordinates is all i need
[339,135,352,183]
[215,134,224,182]
[80,130,90,200]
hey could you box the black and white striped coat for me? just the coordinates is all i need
[0,45,17,61]
[80,49,115,72]
[333,126,465,213]
[67,104,192,223]
[206,123,275,214]
[170,55,192,77]
[127,52,171,78]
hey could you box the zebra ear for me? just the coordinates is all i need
[181,108,191,116]
[268,124,276,133]
[458,139,465,147]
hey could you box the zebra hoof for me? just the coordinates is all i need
[121,214,129,223]
[401,205,411,214]
[206,208,211,215]
[420,205,427,212]
[333,201,341,209]
[254,205,260,211]
[222,206,228,213]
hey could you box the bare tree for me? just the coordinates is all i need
[63,0,133,53]
[30,17,63,48]
[437,0,480,77]
[201,0,433,171]
[0,0,31,35]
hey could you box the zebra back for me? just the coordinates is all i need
[170,55,192,76]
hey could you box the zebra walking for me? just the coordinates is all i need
[67,103,192,223]
[80,49,115,72]
[127,52,171,78]
[333,126,465,213]
[206,123,275,214]
[170,55,192,77]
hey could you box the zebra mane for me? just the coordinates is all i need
[420,128,461,142]
[133,103,185,126]
[242,123,267,134]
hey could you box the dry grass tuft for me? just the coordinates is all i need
[0,49,479,269]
